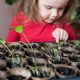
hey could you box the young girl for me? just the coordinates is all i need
[6,0,77,43]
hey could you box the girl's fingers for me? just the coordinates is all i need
[59,30,64,41]
[59,30,68,41]
[52,29,60,43]
[56,37,59,43]
[56,30,60,43]
[52,28,69,43]
[62,31,68,41]
[56,31,60,43]
[64,32,68,41]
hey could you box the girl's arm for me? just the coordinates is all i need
[6,28,20,42]
[6,12,24,42]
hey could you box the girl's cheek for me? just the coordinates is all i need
[60,10,65,16]
[58,11,64,17]
[41,11,49,17]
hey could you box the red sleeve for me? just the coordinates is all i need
[6,12,26,42]
[63,23,77,40]
[6,29,20,42]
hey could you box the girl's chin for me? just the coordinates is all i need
[43,20,54,23]
[43,19,58,23]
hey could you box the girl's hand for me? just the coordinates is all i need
[52,28,68,43]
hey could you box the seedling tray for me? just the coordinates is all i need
[0,40,80,80]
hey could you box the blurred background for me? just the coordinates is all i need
[0,0,19,38]
[0,0,80,39]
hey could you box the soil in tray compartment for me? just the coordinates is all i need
[62,50,74,57]
[31,43,41,49]
[7,42,23,50]
[0,44,6,52]
[69,40,80,50]
[51,58,71,65]
[0,59,7,70]
[0,52,5,59]
[25,49,46,58]
[77,64,80,70]
[69,56,80,62]
[27,57,47,66]
[56,67,75,76]
[61,47,77,54]
[8,75,25,80]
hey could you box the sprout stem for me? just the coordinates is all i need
[0,40,12,55]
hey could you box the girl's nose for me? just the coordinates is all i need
[50,9,58,18]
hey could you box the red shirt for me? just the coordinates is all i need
[6,12,77,43]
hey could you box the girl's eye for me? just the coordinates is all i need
[59,8,64,10]
[45,6,52,9]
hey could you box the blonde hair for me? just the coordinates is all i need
[17,0,77,24]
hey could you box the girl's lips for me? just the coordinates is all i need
[48,17,57,21]
[49,19,54,20]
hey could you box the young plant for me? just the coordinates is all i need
[57,41,67,47]
[51,48,61,62]
[10,54,23,67]
[56,41,67,60]
[15,25,33,49]
[31,66,49,78]
[41,44,61,62]
[72,40,80,46]
[0,38,12,54]
[15,25,37,67]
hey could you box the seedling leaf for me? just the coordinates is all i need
[15,25,23,33]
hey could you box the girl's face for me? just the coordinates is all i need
[38,0,69,23]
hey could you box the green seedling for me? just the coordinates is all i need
[32,66,48,78]
[41,44,61,62]
[15,25,33,49]
[0,38,12,54]
[11,54,23,67]
[56,41,67,61]
[72,40,80,46]
[15,25,36,66]
[51,48,61,62]
[58,41,67,47]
